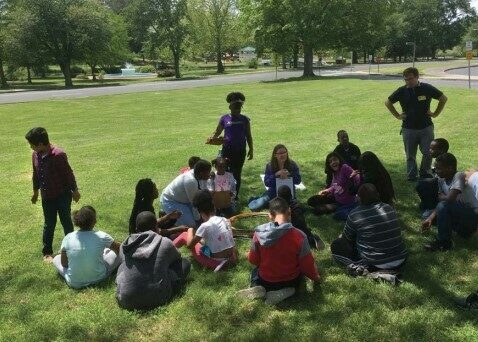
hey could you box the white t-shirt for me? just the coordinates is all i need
[162,170,202,204]
[61,230,113,288]
[461,172,478,210]
[207,172,237,197]
[438,172,464,201]
[195,216,235,253]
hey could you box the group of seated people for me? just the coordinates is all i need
[51,129,478,311]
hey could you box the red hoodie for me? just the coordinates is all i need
[247,222,319,283]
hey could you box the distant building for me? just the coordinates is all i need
[239,46,257,62]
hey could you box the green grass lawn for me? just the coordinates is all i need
[0,78,477,341]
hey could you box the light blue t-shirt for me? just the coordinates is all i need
[61,230,114,289]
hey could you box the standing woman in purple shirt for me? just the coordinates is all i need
[25,127,81,262]
[207,92,253,199]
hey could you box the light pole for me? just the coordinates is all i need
[406,42,416,68]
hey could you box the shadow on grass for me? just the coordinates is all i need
[262,73,400,84]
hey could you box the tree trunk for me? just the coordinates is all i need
[282,55,286,69]
[90,65,97,81]
[352,51,358,64]
[0,57,8,88]
[293,44,299,68]
[216,49,224,74]
[59,61,73,87]
[27,65,32,84]
[173,50,181,79]
[302,45,314,77]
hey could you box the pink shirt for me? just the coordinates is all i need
[326,164,359,205]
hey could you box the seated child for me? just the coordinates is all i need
[351,151,395,206]
[307,152,360,220]
[173,190,237,271]
[237,197,320,305]
[327,130,361,186]
[422,153,478,251]
[415,138,449,219]
[277,185,324,250]
[330,183,407,272]
[128,178,188,237]
[53,206,121,289]
[116,211,190,311]
[179,156,201,174]
[208,156,237,218]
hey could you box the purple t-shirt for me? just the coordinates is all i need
[326,163,359,205]
[219,113,250,150]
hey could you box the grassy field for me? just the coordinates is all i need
[0,78,477,341]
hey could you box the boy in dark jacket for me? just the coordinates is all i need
[237,197,320,305]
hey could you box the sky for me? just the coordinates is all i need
[472,0,478,11]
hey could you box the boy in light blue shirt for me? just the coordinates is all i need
[53,206,120,289]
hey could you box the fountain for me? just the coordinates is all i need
[121,62,136,76]
[103,62,157,79]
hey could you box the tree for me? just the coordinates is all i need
[23,0,121,87]
[0,0,11,88]
[144,0,188,78]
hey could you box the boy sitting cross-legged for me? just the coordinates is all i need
[237,197,320,305]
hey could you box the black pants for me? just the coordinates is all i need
[171,258,191,295]
[41,191,74,255]
[250,267,302,291]
[221,145,246,197]
[416,177,438,210]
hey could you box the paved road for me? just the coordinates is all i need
[0,63,477,105]
[445,65,478,76]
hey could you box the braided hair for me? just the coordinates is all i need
[128,178,158,234]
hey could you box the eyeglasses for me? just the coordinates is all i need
[275,151,288,155]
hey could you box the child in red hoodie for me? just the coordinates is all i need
[237,197,320,305]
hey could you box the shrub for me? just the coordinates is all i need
[70,65,85,76]
[75,73,89,80]
[247,58,258,69]
[101,66,122,74]
[157,69,175,77]
[6,66,28,81]
[137,65,156,73]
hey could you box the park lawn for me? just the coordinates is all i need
[0,78,477,341]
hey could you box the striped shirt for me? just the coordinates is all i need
[343,202,407,266]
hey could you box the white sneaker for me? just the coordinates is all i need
[264,287,296,305]
[236,286,266,299]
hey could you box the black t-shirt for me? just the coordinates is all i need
[334,143,361,170]
[388,82,443,129]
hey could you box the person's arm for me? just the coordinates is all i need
[247,235,261,266]
[109,240,121,255]
[185,227,201,249]
[31,156,39,204]
[211,121,224,139]
[385,99,405,120]
[57,152,81,202]
[421,210,437,233]
[291,163,302,185]
[428,94,447,118]
[160,225,189,236]
[245,120,253,160]
[438,189,461,203]
[263,164,276,188]
[229,173,237,198]
[60,248,68,268]
[299,253,321,282]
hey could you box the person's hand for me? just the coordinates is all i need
[276,169,289,179]
[169,210,182,220]
[438,193,447,201]
[72,190,81,203]
[318,189,330,196]
[396,112,406,120]
[349,170,360,179]
[177,225,189,232]
[247,148,253,160]
[427,109,437,118]
[421,219,432,233]
[31,190,39,204]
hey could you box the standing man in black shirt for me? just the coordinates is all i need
[385,67,447,181]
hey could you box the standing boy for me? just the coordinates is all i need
[237,197,320,305]
[385,67,447,181]
[25,127,80,262]
[422,154,478,251]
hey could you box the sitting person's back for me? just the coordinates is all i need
[331,183,407,270]
[116,212,190,311]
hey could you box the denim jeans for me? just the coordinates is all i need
[41,191,74,255]
[416,177,439,210]
[402,125,434,179]
[160,195,197,228]
[248,192,270,211]
[436,201,478,242]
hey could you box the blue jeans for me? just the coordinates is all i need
[41,191,74,255]
[248,192,270,211]
[160,195,197,228]
[436,201,478,242]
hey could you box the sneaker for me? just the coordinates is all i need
[454,292,478,311]
[421,209,434,221]
[236,286,266,300]
[312,234,325,250]
[423,239,453,252]
[42,254,54,263]
[264,287,296,305]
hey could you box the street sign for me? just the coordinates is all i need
[466,41,473,52]
[368,55,373,62]
[466,51,474,60]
